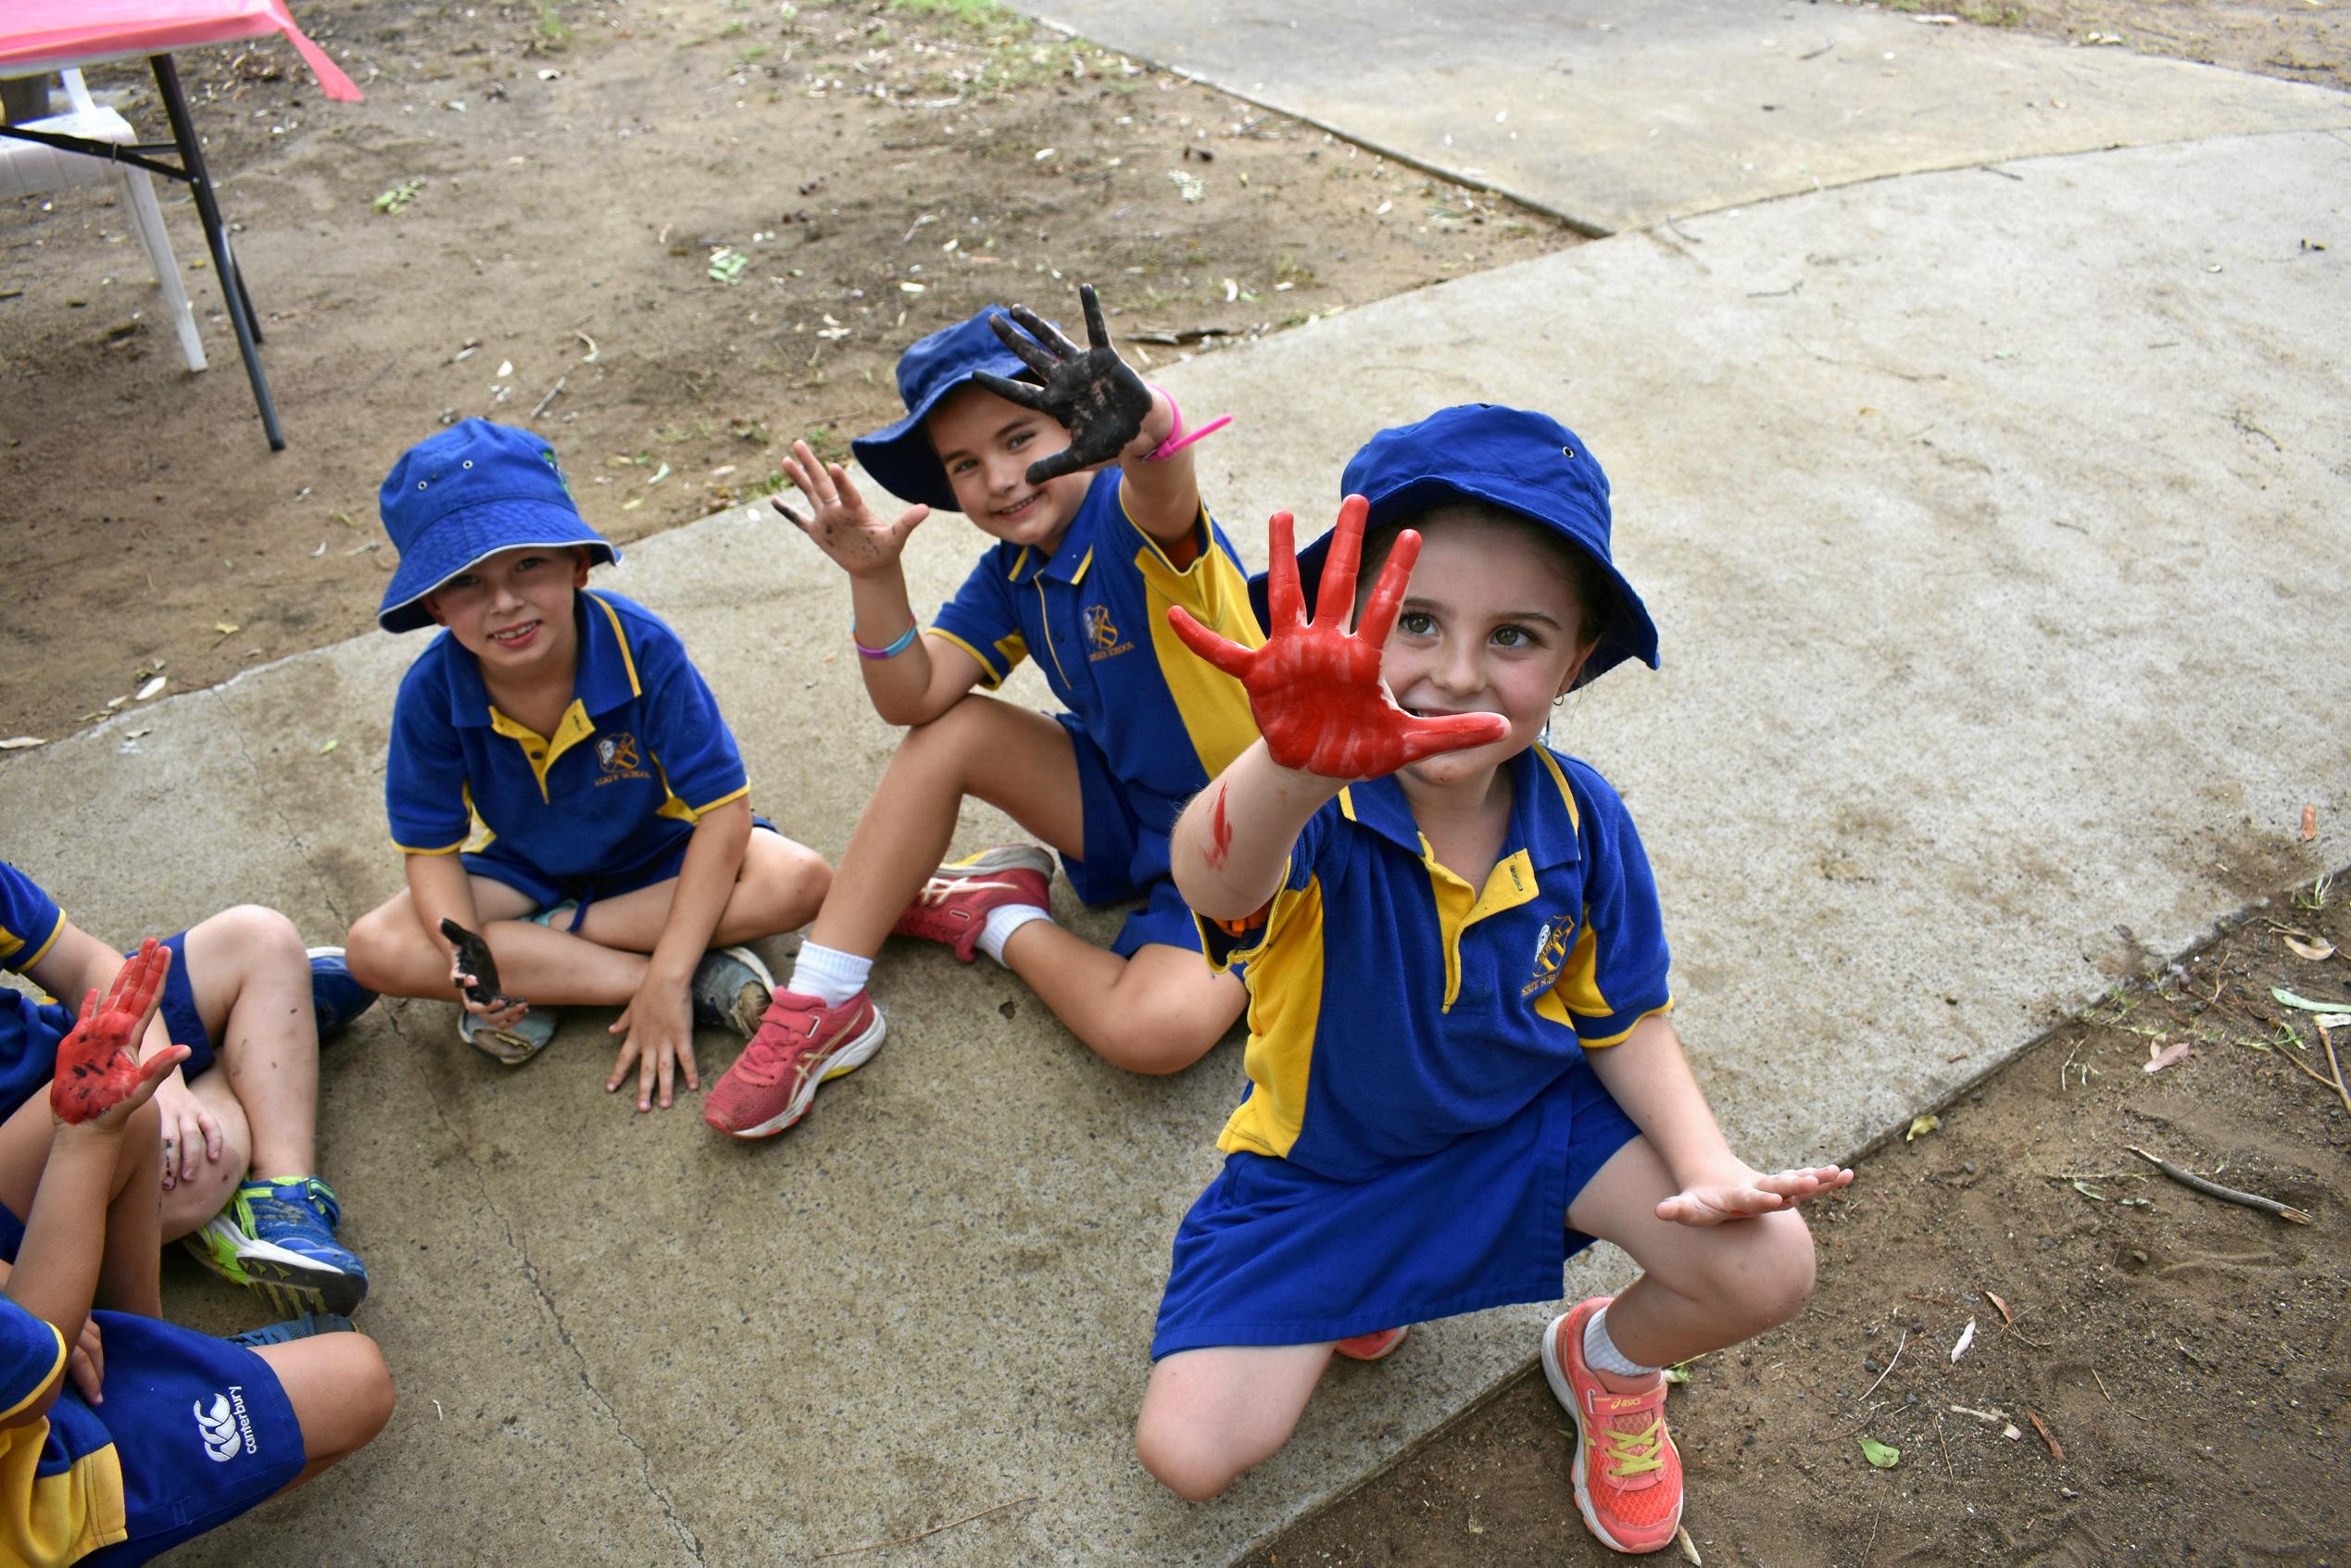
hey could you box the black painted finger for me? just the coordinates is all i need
[970,370,1050,411]
[987,312,1063,379]
[438,918,504,1004]
[769,497,812,530]
[1078,283,1112,350]
[1009,302,1082,362]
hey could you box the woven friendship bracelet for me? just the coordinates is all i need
[1140,383,1233,462]
[852,622,921,660]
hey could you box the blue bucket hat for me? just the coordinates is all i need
[1250,405,1659,688]
[375,419,618,633]
[850,308,1042,512]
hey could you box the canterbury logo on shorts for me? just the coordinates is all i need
[194,1388,256,1462]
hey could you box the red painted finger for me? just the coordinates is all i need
[1166,606,1259,681]
[1391,711,1511,768]
[1356,526,1421,651]
[1263,510,1304,631]
[110,939,169,1027]
[1314,495,1371,629]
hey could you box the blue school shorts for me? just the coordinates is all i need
[1151,1055,1641,1359]
[64,1312,305,1566]
[462,815,781,927]
[0,932,220,1123]
[1051,714,1203,958]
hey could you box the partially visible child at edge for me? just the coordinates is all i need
[0,858,377,1318]
[1,939,391,1566]
[700,284,1263,1139]
[1138,406,1853,1554]
[343,420,833,1111]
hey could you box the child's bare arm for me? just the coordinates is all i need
[1584,1013,1854,1225]
[9,943,186,1349]
[604,797,752,1111]
[404,853,527,1027]
[974,285,1201,547]
[772,440,988,726]
[1172,742,1342,922]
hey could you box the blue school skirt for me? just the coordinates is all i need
[1151,1055,1640,1359]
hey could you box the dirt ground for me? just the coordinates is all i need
[6,5,2345,1566]
[0,0,1568,745]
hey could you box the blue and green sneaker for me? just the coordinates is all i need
[185,1177,370,1316]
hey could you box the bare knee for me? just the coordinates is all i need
[159,1134,248,1240]
[1093,1013,1220,1076]
[314,1334,396,1459]
[201,905,306,967]
[1135,1413,1249,1502]
[1722,1211,1818,1336]
[344,898,420,994]
[761,837,832,932]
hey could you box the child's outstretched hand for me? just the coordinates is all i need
[773,438,929,579]
[50,938,190,1129]
[974,283,1158,483]
[1655,1163,1854,1227]
[1168,495,1508,779]
[440,918,529,1031]
[605,979,696,1113]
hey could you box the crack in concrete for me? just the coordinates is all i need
[380,1004,710,1567]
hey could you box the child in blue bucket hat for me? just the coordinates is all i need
[702,285,1260,1139]
[1140,406,1854,1554]
[343,420,832,1112]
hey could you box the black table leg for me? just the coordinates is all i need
[148,53,283,450]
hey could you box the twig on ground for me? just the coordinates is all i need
[2092,1368,2115,1405]
[2127,1146,2312,1223]
[529,373,568,420]
[2319,1020,2351,1117]
[2027,1410,2064,1462]
[1826,1329,1906,1438]
[1933,1407,1955,1477]
[814,1496,1037,1559]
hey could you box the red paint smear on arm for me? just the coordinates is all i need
[1205,782,1233,872]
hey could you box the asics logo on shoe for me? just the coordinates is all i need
[911,874,1023,905]
[194,1389,255,1462]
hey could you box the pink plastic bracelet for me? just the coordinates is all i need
[1141,384,1233,462]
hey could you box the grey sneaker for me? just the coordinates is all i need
[691,947,775,1035]
[459,1004,559,1066]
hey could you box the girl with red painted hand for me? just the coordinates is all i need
[1143,407,1853,1555]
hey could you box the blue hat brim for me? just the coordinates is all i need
[377,498,619,633]
[849,345,1036,513]
[1248,486,1658,690]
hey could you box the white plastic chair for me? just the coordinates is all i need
[0,69,207,370]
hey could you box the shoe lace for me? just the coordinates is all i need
[736,1006,820,1085]
[1594,1412,1667,1480]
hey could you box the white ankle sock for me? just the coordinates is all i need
[976,905,1051,968]
[1583,1306,1662,1380]
[787,943,872,1008]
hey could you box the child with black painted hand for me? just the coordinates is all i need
[1138,406,1853,1554]
[0,941,392,1563]
[705,284,1261,1139]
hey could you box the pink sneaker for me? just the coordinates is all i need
[1541,1296,1682,1555]
[701,989,886,1139]
[1334,1326,1409,1361]
[891,846,1054,962]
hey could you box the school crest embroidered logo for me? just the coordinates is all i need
[593,732,652,788]
[1083,602,1134,662]
[1521,911,1578,997]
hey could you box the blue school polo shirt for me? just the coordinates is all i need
[0,1297,123,1562]
[0,864,70,1109]
[384,590,750,883]
[1201,745,1673,1183]
[926,470,1264,842]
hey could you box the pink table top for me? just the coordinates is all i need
[0,0,360,101]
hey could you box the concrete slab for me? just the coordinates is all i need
[1021,0,2350,232]
[0,126,2344,1567]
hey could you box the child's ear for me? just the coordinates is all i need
[1555,640,1599,699]
[422,594,449,628]
[571,546,593,587]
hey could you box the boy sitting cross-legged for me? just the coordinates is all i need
[344,420,833,1112]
